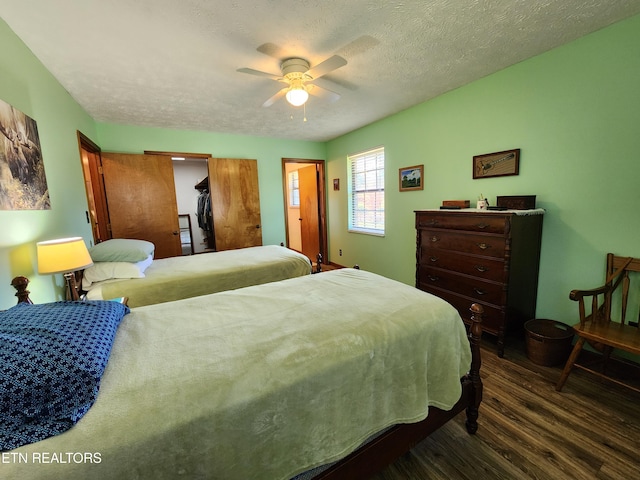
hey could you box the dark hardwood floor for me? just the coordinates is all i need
[372,337,640,480]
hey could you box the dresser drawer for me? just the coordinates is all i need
[421,286,505,335]
[419,248,506,282]
[420,229,506,258]
[416,212,508,234]
[418,267,505,306]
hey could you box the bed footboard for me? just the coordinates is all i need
[313,303,484,480]
[464,302,483,434]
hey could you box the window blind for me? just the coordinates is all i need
[348,147,385,235]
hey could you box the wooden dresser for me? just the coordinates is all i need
[415,209,544,356]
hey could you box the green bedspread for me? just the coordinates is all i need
[4,269,471,480]
[87,245,312,307]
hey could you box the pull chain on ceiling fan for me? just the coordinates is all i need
[237,54,347,108]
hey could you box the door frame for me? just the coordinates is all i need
[77,131,110,244]
[281,158,328,266]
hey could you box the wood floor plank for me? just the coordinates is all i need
[371,339,640,480]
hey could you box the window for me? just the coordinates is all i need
[348,147,385,235]
[288,170,300,207]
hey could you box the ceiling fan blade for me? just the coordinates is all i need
[307,84,341,103]
[305,55,347,80]
[336,35,380,58]
[237,67,282,81]
[262,88,287,107]
[312,75,358,92]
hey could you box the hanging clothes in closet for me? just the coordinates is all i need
[195,177,215,250]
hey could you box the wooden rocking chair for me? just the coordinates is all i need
[556,254,640,392]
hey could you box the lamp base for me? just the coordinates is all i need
[11,276,34,304]
[63,271,80,301]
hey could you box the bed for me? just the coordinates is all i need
[81,242,313,307]
[1,268,483,480]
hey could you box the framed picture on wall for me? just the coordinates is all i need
[399,165,424,192]
[473,148,520,179]
[0,97,50,210]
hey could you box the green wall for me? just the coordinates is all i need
[326,14,640,325]
[0,18,98,306]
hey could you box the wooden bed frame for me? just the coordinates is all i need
[313,303,484,479]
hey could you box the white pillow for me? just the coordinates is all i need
[89,239,155,263]
[82,254,154,288]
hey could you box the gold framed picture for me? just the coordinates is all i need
[473,149,520,179]
[399,165,424,191]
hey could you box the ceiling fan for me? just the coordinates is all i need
[237,55,347,108]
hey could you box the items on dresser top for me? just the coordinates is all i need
[415,208,544,356]
[496,195,537,210]
[442,200,471,209]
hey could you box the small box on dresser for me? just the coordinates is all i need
[415,209,544,356]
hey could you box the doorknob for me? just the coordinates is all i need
[172,231,179,235]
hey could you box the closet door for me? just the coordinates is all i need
[208,158,262,250]
[101,152,182,259]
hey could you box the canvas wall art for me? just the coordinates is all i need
[0,98,50,210]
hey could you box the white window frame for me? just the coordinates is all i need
[348,146,385,236]
[288,170,300,207]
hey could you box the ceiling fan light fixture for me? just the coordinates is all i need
[239,54,345,108]
[285,86,309,107]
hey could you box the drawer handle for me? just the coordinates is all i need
[473,288,488,296]
[475,223,490,229]
[429,256,439,262]
[430,236,440,243]
[475,265,489,272]
[418,220,438,227]
[427,275,440,282]
[476,242,490,250]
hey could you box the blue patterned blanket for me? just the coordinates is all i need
[0,301,129,451]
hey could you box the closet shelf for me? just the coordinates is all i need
[195,177,208,191]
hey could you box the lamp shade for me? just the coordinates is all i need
[37,237,94,274]
[285,87,309,107]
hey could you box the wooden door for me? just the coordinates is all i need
[78,132,110,243]
[298,165,320,261]
[101,152,181,259]
[208,158,262,250]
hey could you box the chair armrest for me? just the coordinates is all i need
[569,285,610,301]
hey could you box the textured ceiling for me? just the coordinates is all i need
[2,0,640,142]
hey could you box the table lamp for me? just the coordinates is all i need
[37,237,93,301]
